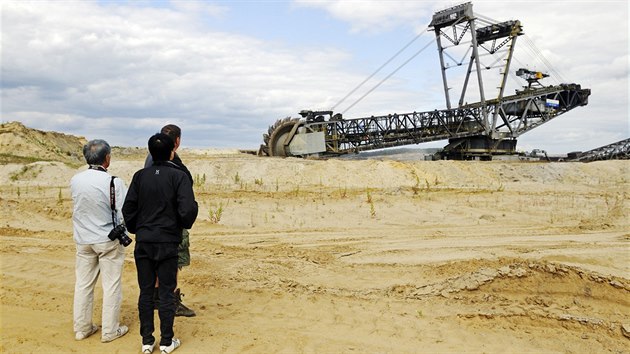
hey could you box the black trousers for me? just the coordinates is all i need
[134,242,179,346]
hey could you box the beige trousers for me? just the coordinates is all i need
[73,240,125,337]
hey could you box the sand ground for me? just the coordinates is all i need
[0,149,628,354]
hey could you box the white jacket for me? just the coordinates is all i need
[70,168,127,244]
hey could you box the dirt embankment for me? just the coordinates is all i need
[0,121,87,166]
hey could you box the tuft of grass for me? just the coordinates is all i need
[208,202,225,224]
[250,212,256,228]
[339,186,348,198]
[410,169,421,195]
[293,184,300,197]
[194,173,206,187]
[366,188,376,218]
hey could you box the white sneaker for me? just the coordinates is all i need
[160,338,181,354]
[101,325,129,343]
[142,342,156,353]
[75,324,98,340]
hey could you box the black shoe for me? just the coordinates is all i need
[174,288,196,317]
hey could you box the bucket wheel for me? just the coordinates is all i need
[263,118,300,157]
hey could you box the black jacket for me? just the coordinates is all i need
[145,152,192,184]
[123,161,198,243]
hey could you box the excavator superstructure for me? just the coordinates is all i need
[258,3,591,160]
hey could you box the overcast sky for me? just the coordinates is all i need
[1,0,628,153]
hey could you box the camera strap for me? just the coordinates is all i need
[109,176,118,227]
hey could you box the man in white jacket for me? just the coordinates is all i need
[70,139,129,343]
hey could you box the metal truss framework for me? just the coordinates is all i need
[300,83,589,155]
[570,138,630,162]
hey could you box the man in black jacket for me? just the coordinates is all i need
[144,124,195,317]
[123,133,198,354]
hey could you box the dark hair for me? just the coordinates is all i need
[161,124,181,144]
[83,139,111,165]
[148,133,174,162]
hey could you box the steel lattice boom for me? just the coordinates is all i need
[566,138,630,162]
[290,83,589,157]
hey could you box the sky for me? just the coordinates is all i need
[1,0,628,153]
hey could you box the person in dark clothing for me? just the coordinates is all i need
[144,124,195,317]
[123,133,198,354]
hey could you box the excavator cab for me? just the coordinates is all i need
[516,68,550,89]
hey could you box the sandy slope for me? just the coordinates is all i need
[0,150,628,354]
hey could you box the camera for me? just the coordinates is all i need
[108,224,132,247]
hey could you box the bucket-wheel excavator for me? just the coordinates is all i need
[258,3,591,160]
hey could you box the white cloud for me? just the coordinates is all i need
[1,1,370,147]
[168,0,227,18]
[294,0,436,33]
